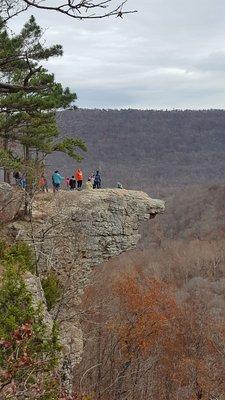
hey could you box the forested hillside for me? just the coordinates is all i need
[74,183,225,400]
[47,109,225,195]
[140,183,225,244]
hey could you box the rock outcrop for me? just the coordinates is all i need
[10,188,165,393]
[36,189,164,286]
[0,182,23,222]
[32,189,165,391]
[24,272,53,337]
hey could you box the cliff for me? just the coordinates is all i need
[8,187,165,393]
[39,189,165,275]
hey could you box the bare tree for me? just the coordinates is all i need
[1,0,137,22]
[0,1,137,95]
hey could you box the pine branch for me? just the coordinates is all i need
[0,82,46,93]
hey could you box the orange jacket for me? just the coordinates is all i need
[75,169,83,181]
[39,176,47,187]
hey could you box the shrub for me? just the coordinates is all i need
[2,241,35,273]
[0,241,61,399]
[42,273,62,311]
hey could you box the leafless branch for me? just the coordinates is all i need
[22,0,137,20]
[1,0,137,22]
[0,0,29,23]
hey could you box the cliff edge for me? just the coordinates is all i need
[39,189,165,276]
[9,188,165,393]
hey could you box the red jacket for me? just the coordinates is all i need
[75,170,83,181]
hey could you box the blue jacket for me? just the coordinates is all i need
[52,172,63,185]
[94,173,101,183]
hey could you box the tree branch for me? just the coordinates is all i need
[18,0,137,20]
[0,82,45,93]
[1,0,29,23]
[23,52,42,86]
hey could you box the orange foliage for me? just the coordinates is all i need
[154,295,225,399]
[108,273,177,358]
[77,267,225,400]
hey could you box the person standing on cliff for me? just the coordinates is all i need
[89,171,95,186]
[69,175,76,190]
[52,170,63,193]
[13,171,22,187]
[93,170,101,189]
[75,168,83,190]
[86,178,93,191]
[65,177,70,190]
[39,174,48,192]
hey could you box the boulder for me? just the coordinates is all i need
[0,183,23,222]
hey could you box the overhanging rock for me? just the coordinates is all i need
[27,189,165,393]
[38,189,165,283]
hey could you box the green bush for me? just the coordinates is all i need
[42,273,62,311]
[2,241,35,273]
[0,241,61,398]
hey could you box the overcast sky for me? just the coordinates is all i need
[10,0,225,109]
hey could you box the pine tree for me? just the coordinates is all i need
[0,16,87,212]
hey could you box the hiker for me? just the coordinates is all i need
[117,182,123,189]
[93,170,101,189]
[89,172,95,186]
[13,171,21,187]
[69,175,76,190]
[52,170,63,193]
[20,174,27,189]
[86,178,93,191]
[75,168,83,190]
[65,177,70,190]
[39,175,48,192]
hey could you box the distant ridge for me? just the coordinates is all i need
[46,109,225,196]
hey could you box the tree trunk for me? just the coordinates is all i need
[195,378,203,399]
[3,137,11,184]
[114,360,131,400]
[24,145,31,216]
[96,326,102,400]
[196,387,203,399]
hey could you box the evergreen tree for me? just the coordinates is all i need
[0,17,87,211]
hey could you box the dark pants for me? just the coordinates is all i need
[53,183,60,193]
[69,180,76,190]
[77,180,82,189]
[94,181,101,189]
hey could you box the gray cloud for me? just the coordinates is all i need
[9,0,225,109]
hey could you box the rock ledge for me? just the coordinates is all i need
[12,188,165,393]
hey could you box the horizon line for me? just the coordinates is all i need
[57,107,225,112]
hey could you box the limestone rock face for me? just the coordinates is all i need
[11,188,164,394]
[24,272,53,337]
[33,189,165,391]
[0,183,23,222]
[39,189,165,286]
